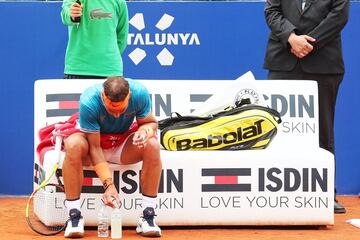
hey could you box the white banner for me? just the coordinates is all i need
[34,76,332,226]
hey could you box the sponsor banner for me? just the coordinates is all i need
[201,168,252,192]
[123,2,269,80]
[46,93,80,117]
[35,149,334,226]
[259,80,318,147]
[34,79,329,226]
[33,163,45,185]
[35,78,319,149]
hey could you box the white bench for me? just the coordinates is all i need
[34,78,334,226]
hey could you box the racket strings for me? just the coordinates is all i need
[27,184,69,235]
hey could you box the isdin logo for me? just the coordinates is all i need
[127,13,201,66]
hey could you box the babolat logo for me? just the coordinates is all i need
[127,13,201,66]
[176,119,265,150]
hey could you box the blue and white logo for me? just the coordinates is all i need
[127,13,201,66]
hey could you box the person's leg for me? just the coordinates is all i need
[120,136,162,237]
[303,73,343,154]
[120,136,162,197]
[269,68,345,213]
[62,133,89,238]
[304,72,345,213]
[63,133,89,200]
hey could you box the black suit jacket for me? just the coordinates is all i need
[263,0,349,74]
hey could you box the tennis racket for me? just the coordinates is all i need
[26,135,69,236]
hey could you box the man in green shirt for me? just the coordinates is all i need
[61,0,128,79]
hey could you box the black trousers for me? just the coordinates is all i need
[268,63,343,155]
[269,64,344,198]
[64,74,106,79]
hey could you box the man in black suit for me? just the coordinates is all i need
[263,0,349,213]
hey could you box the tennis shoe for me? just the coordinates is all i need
[64,209,84,238]
[136,207,161,237]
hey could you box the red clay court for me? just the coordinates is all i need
[1,196,359,240]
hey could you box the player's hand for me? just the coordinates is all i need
[102,184,120,208]
[70,1,83,20]
[132,130,148,148]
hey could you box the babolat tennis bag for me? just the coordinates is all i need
[158,104,281,151]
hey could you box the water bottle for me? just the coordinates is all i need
[111,205,122,239]
[97,204,109,238]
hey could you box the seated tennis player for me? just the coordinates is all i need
[62,76,162,238]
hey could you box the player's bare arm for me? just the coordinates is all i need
[86,132,120,207]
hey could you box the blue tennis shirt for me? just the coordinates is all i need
[78,79,151,134]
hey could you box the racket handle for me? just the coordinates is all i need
[74,0,81,23]
[54,135,63,153]
[54,135,63,167]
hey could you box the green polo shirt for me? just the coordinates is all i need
[61,0,128,76]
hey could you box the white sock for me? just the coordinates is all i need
[66,199,81,215]
[142,195,157,211]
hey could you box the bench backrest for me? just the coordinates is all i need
[34,79,320,150]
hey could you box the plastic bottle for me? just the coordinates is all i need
[111,204,122,239]
[97,204,109,238]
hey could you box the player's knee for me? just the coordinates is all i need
[64,136,88,159]
[145,137,161,153]
[142,138,161,167]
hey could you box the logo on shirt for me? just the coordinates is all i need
[100,116,106,122]
[90,8,112,20]
[125,111,136,118]
[127,13,201,66]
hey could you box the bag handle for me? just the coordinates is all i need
[214,104,282,124]
[158,112,212,130]
[159,105,282,130]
